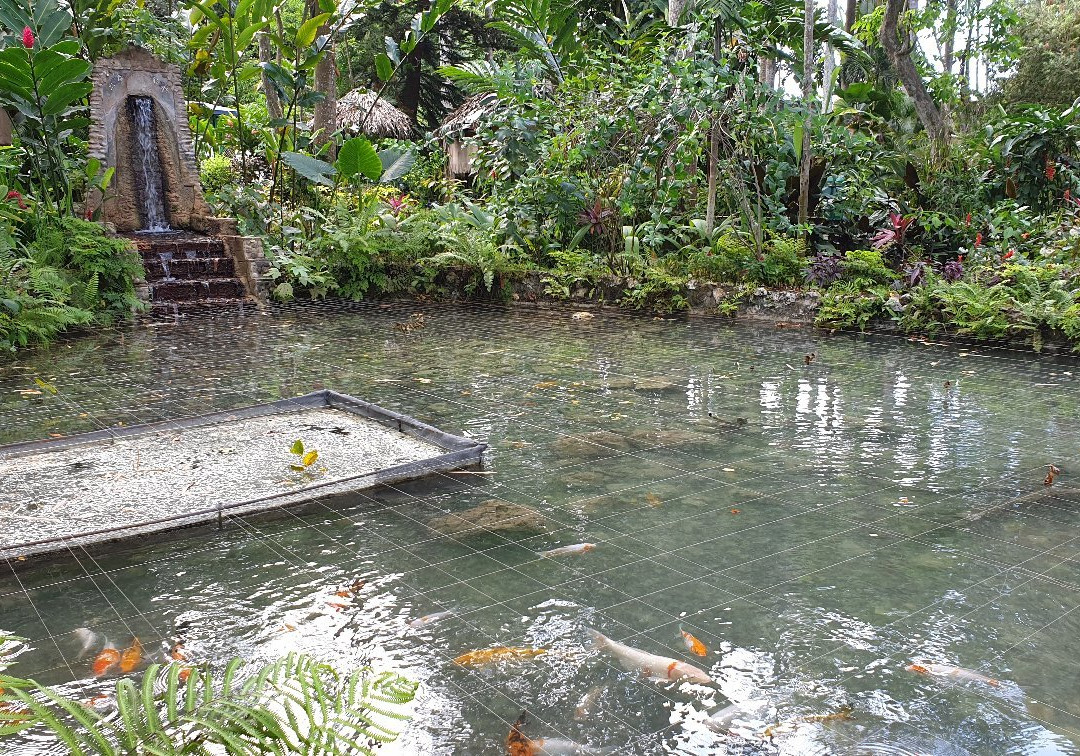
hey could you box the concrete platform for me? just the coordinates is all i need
[0,391,486,561]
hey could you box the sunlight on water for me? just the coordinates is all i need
[1,302,1079,754]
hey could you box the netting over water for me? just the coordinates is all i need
[0,300,1078,754]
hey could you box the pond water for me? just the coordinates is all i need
[1,301,1079,755]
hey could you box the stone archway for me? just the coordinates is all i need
[86,47,212,232]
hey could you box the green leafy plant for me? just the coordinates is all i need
[1,636,417,754]
[0,0,92,213]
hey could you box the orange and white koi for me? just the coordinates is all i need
[119,637,143,674]
[408,610,455,628]
[679,626,707,657]
[906,662,999,687]
[589,629,712,685]
[92,641,120,677]
[538,543,596,559]
[453,646,547,667]
[508,711,612,755]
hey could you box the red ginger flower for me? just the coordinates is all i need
[1046,158,1056,181]
[21,26,33,48]
[974,232,982,248]
[5,190,26,209]
[1004,249,1015,259]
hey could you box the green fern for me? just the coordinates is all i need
[0,637,417,755]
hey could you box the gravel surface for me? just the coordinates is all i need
[0,407,450,555]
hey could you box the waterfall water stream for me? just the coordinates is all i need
[130,96,170,232]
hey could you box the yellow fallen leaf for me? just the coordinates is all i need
[302,450,319,467]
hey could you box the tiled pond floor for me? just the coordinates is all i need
[1,301,1078,754]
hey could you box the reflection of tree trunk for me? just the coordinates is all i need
[259,32,282,121]
[308,0,336,155]
[798,0,813,231]
[881,0,948,155]
[399,0,430,123]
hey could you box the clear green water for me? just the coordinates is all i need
[1,302,1079,755]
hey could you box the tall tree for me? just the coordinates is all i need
[798,0,813,231]
[880,0,949,154]
[308,0,337,154]
[845,0,856,31]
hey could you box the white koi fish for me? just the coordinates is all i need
[704,700,766,733]
[408,610,455,628]
[589,629,713,685]
[907,662,1000,687]
[573,685,604,721]
[539,543,596,558]
[73,627,102,660]
[508,712,612,755]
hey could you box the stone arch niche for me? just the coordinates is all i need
[86,47,211,232]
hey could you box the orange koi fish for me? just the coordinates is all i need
[119,637,143,674]
[92,642,120,677]
[763,707,854,738]
[907,662,999,687]
[170,641,193,683]
[679,626,707,657]
[1045,464,1061,486]
[453,646,547,667]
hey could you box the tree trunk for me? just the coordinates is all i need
[259,32,283,121]
[880,0,948,154]
[941,0,957,73]
[823,0,838,112]
[667,0,691,26]
[758,57,775,88]
[798,0,813,233]
[307,0,336,155]
[844,0,857,32]
[705,19,720,234]
[399,0,430,123]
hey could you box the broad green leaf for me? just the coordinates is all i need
[281,151,336,186]
[792,120,803,164]
[295,13,330,49]
[290,439,304,455]
[40,57,91,94]
[377,148,415,183]
[374,53,393,82]
[336,137,381,181]
[42,82,92,116]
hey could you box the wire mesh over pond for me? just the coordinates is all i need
[1,301,1079,754]
[0,390,486,561]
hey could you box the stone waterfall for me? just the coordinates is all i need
[128,95,170,232]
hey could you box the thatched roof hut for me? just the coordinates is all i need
[336,89,413,139]
[438,93,497,177]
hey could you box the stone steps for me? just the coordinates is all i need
[126,231,253,315]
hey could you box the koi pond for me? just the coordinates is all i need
[1,301,1079,755]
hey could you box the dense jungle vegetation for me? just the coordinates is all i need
[1,0,1080,352]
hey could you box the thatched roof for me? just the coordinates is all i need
[336,89,413,139]
[439,93,498,137]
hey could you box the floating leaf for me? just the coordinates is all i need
[301,450,319,467]
[290,439,304,455]
[33,378,57,395]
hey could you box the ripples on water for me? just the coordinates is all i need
[1,302,1079,754]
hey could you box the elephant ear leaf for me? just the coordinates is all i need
[377,149,415,183]
[336,137,382,181]
[281,151,336,186]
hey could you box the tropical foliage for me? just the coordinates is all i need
[0,0,1078,353]
[0,636,417,754]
